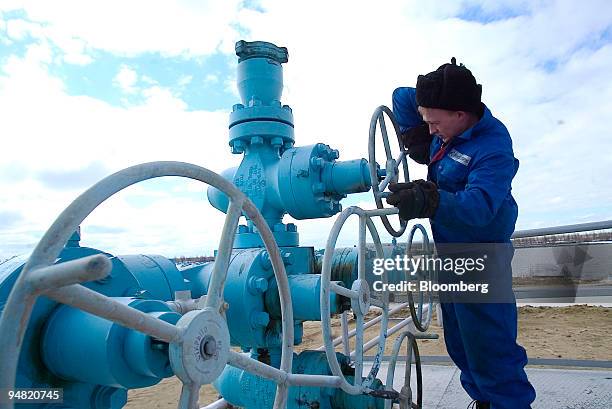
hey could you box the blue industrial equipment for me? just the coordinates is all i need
[207,40,372,248]
[0,40,434,409]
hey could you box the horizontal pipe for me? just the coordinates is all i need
[512,220,612,239]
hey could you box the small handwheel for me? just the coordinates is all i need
[368,105,410,237]
[385,331,425,409]
[320,206,390,395]
[406,224,434,332]
[0,161,295,409]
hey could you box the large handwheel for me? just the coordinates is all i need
[0,161,295,409]
[368,105,410,237]
[320,206,391,395]
[406,224,434,332]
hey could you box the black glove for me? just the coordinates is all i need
[401,124,433,165]
[386,180,439,221]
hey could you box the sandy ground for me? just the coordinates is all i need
[125,305,612,408]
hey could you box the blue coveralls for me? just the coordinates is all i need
[392,87,536,408]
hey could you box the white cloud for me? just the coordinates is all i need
[5,17,42,40]
[2,16,94,65]
[238,0,612,233]
[113,65,138,93]
[204,74,219,84]
[1,0,612,259]
[0,41,235,259]
[177,74,193,87]
[1,0,244,57]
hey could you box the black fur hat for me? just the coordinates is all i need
[416,57,482,114]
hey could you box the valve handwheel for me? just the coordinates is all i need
[385,332,423,409]
[368,105,410,237]
[406,224,434,333]
[0,161,295,409]
[320,206,391,396]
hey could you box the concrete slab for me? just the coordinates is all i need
[363,363,612,408]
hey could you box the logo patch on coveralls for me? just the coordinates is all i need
[448,149,471,166]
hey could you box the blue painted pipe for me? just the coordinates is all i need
[41,298,180,389]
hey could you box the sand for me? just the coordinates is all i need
[125,305,612,408]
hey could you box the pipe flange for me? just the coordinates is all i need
[169,308,230,385]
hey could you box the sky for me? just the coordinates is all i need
[0,0,611,260]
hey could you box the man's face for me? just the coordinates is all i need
[418,106,466,142]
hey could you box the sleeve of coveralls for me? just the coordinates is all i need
[392,87,424,134]
[433,151,516,227]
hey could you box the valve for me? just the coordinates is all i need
[384,332,439,409]
[405,224,435,332]
[0,161,296,409]
[368,105,411,237]
[320,206,393,396]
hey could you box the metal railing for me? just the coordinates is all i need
[511,220,612,239]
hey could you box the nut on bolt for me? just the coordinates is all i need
[310,157,324,169]
[260,251,272,270]
[271,137,283,148]
[312,182,326,194]
[251,311,270,327]
[282,252,293,265]
[248,276,269,294]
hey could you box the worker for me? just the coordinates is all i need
[387,58,536,409]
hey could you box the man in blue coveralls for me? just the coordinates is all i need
[387,58,536,409]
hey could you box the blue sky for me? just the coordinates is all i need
[1,0,611,259]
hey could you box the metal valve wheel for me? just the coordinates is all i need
[320,206,392,396]
[0,161,295,409]
[405,224,434,332]
[385,332,421,409]
[368,105,410,237]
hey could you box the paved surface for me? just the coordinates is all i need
[364,363,612,408]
